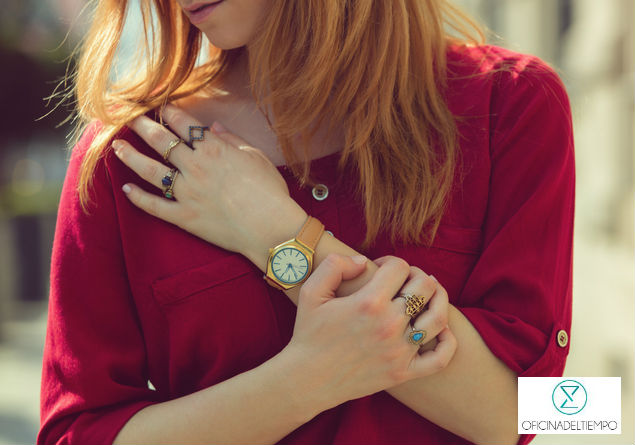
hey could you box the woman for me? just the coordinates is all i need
[38,1,574,444]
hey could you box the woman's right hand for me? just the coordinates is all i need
[284,254,457,413]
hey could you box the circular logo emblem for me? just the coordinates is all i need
[552,379,587,415]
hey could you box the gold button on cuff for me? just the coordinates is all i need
[312,184,329,201]
[557,329,569,348]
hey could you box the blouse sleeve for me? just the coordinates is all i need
[38,124,156,445]
[455,59,575,444]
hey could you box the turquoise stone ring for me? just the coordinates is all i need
[408,329,427,346]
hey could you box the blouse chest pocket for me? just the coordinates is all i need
[430,224,482,255]
[389,225,482,303]
[151,254,282,396]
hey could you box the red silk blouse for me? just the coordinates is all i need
[38,45,575,445]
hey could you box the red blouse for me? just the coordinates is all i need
[38,45,574,445]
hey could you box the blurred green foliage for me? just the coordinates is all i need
[0,182,64,217]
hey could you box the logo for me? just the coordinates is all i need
[518,377,620,434]
[552,379,587,415]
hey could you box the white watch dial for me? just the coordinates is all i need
[271,247,309,284]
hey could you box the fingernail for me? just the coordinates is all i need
[352,255,367,264]
[211,121,227,133]
[430,275,438,282]
[112,140,124,154]
[122,184,132,194]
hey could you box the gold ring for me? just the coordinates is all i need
[164,168,179,200]
[163,138,183,162]
[394,293,429,318]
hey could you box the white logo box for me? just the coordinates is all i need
[518,377,621,434]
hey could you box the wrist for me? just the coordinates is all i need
[243,200,308,272]
[269,345,331,424]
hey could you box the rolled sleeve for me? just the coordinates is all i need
[457,59,574,386]
[456,59,574,445]
[38,123,157,445]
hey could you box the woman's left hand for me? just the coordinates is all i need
[112,104,308,264]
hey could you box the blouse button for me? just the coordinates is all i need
[312,184,329,201]
[557,330,569,348]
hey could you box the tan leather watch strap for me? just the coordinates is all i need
[296,216,325,252]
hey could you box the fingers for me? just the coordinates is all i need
[409,326,457,377]
[160,104,235,159]
[376,259,432,330]
[388,264,452,376]
[372,255,393,267]
[127,114,193,168]
[354,256,411,305]
[160,104,210,146]
[112,139,182,221]
[411,277,449,342]
[113,140,178,193]
[120,182,179,224]
[128,105,249,178]
[299,254,368,308]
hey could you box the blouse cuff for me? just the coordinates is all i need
[38,400,155,445]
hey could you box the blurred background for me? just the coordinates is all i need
[0,0,632,444]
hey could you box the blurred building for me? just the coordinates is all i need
[0,0,84,329]
[0,3,84,439]
[455,1,635,443]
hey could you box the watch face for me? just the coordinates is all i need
[271,247,310,285]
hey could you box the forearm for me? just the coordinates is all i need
[247,224,519,444]
[113,349,320,445]
[389,306,520,445]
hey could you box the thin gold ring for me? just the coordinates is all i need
[163,138,183,162]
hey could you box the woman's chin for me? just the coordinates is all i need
[201,32,248,51]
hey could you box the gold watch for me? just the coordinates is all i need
[264,216,325,290]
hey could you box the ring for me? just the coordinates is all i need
[163,168,179,200]
[163,138,183,162]
[394,293,429,318]
[161,168,176,187]
[408,326,427,346]
[188,125,209,146]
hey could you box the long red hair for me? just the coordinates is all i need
[71,0,483,248]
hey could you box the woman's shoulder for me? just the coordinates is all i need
[446,44,567,98]
[64,118,152,212]
[71,117,156,169]
[446,44,570,122]
[447,44,558,77]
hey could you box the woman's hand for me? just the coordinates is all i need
[284,253,457,413]
[112,104,308,262]
[374,255,451,353]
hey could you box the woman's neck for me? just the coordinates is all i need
[175,50,344,166]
